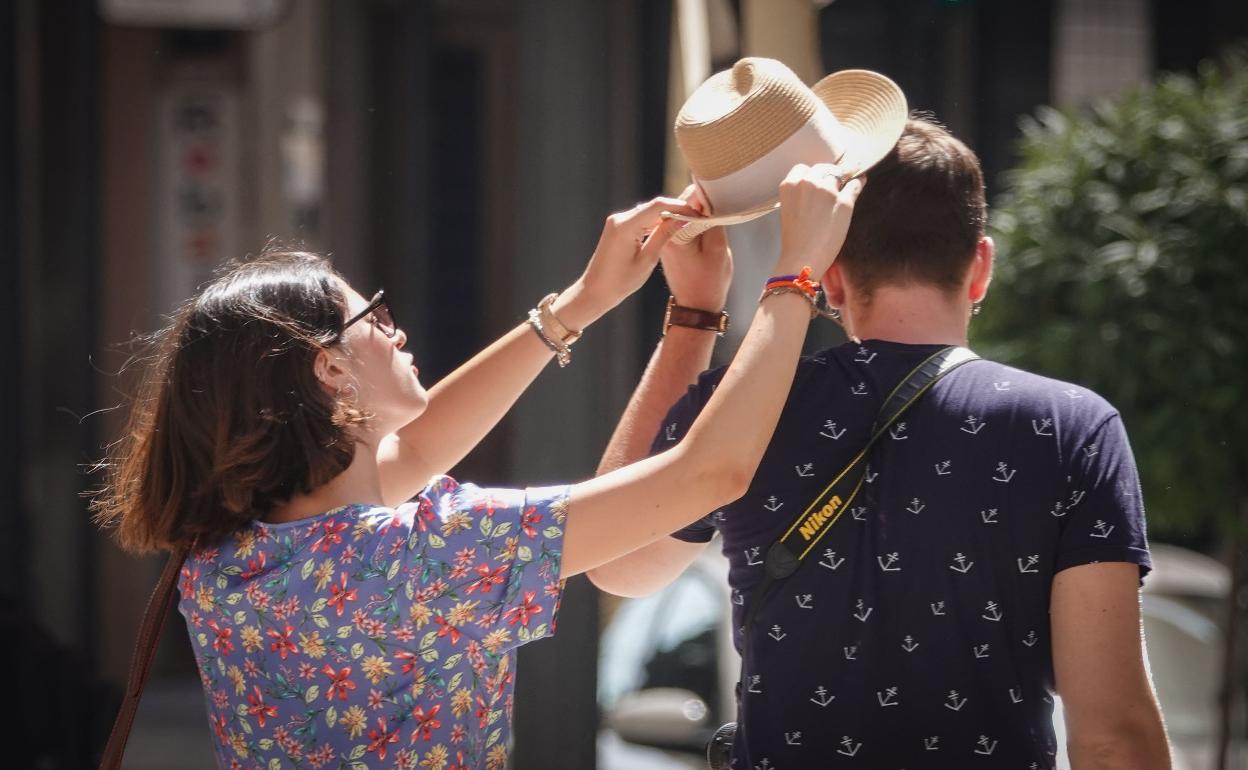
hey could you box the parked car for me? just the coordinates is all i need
[597,541,1243,770]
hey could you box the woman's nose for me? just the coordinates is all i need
[393,327,408,349]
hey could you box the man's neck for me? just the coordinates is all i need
[843,284,971,347]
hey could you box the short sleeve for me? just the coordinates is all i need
[1055,415,1152,583]
[648,368,725,544]
[402,477,568,652]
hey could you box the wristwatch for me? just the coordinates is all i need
[663,296,729,337]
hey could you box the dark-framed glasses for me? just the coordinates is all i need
[340,290,397,338]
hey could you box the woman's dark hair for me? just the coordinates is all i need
[836,116,987,299]
[92,249,368,553]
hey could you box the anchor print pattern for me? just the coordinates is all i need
[653,342,1150,766]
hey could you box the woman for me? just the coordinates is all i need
[94,164,861,770]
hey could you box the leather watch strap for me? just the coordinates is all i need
[663,296,729,336]
[99,542,192,770]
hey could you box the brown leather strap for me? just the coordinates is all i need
[99,543,192,770]
[663,296,729,336]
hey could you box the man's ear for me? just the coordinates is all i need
[821,263,848,308]
[969,236,994,302]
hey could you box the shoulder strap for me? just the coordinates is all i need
[99,543,191,770]
[742,346,979,633]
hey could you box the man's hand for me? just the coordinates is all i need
[660,184,733,312]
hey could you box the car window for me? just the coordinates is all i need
[599,568,723,717]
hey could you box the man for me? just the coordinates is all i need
[590,119,1172,769]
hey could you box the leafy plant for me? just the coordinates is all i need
[980,56,1248,540]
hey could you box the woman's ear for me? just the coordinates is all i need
[313,349,349,394]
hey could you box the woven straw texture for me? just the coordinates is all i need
[668,62,906,244]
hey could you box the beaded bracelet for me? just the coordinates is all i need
[760,265,820,318]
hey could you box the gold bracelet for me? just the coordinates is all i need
[537,293,583,347]
[759,285,819,319]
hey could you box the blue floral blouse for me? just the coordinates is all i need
[177,476,568,770]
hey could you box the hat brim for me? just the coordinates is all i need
[664,69,906,245]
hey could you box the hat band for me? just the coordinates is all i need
[697,104,846,215]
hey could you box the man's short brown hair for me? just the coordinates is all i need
[836,117,986,297]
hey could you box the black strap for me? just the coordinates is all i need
[741,346,979,634]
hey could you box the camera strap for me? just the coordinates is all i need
[740,345,979,635]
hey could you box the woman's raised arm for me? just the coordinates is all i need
[561,164,864,576]
[376,197,697,505]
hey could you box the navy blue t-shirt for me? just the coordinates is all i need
[651,339,1151,769]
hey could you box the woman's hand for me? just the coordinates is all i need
[553,196,698,330]
[774,164,866,277]
[660,184,733,312]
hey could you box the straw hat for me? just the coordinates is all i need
[666,58,907,243]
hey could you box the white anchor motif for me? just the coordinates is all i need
[1063,388,1084,399]
[754,759,772,770]
[864,466,878,483]
[1050,500,1068,518]
[993,461,1017,483]
[836,737,862,757]
[853,599,873,622]
[961,415,987,435]
[934,460,952,476]
[810,685,836,707]
[851,382,868,396]
[1032,417,1055,436]
[820,420,847,440]
[1091,520,1115,539]
[974,735,998,756]
[889,422,909,440]
[854,346,877,364]
[907,498,925,514]
[901,635,919,652]
[744,546,763,566]
[763,496,784,512]
[820,549,845,570]
[924,736,940,751]
[1069,489,1086,507]
[795,463,814,478]
[712,510,727,523]
[664,422,678,441]
[1083,443,1100,458]
[973,643,991,659]
[731,590,744,606]
[795,594,814,609]
[876,686,899,707]
[877,552,901,572]
[1042,694,1054,704]
[746,675,762,694]
[945,690,967,711]
[950,553,974,573]
[1119,479,1136,497]
[768,624,787,641]
[843,645,858,661]
[811,355,827,365]
[982,601,1003,622]
[1023,630,1039,647]
[850,506,868,521]
[931,600,947,616]
[1018,555,1041,574]
[993,381,1012,391]
[1010,688,1024,704]
[784,732,802,746]
[981,508,999,524]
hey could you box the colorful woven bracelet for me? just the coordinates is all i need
[763,265,819,297]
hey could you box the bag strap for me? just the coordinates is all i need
[99,542,192,770]
[741,346,979,633]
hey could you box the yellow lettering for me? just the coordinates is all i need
[798,496,843,541]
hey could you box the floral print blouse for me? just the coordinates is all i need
[178,476,568,770]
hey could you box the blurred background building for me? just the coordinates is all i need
[3,0,1246,767]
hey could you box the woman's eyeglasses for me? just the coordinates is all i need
[340,290,397,338]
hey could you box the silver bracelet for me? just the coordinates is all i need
[527,307,572,367]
